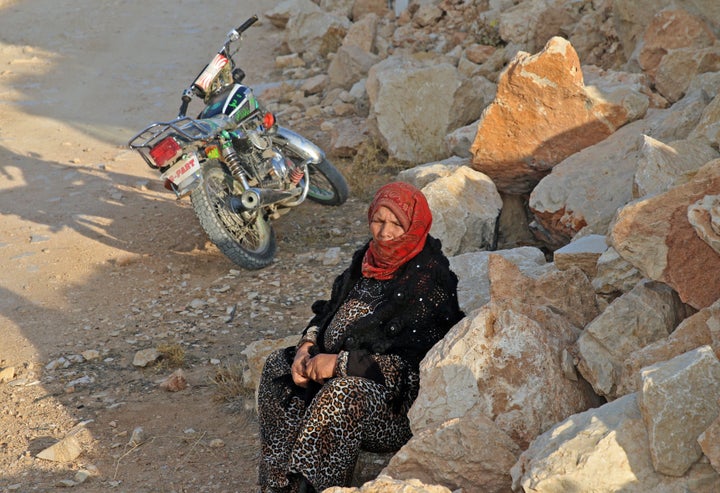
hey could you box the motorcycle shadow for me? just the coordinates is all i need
[0,144,210,259]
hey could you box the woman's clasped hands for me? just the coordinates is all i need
[291,341,338,387]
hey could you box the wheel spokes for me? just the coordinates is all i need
[205,172,264,252]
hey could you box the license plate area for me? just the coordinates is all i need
[162,153,201,185]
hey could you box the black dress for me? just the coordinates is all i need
[257,236,464,492]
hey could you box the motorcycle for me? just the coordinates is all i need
[128,15,349,270]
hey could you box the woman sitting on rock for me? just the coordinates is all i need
[257,181,465,493]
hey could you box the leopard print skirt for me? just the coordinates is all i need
[257,348,412,492]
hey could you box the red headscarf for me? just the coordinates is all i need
[362,182,433,280]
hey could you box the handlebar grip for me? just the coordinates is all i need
[236,15,258,34]
[178,93,192,117]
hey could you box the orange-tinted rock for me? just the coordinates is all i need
[470,37,630,194]
[610,160,720,309]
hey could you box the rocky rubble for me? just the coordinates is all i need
[238,0,720,491]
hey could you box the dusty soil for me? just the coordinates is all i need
[0,1,374,491]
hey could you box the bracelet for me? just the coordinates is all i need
[297,325,320,348]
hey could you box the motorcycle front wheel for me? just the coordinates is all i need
[190,160,277,270]
[304,158,349,206]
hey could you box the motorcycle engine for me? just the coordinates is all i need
[265,150,290,181]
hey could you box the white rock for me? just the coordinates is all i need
[132,348,160,367]
[639,345,720,476]
[322,247,342,266]
[423,166,502,256]
[37,421,93,463]
[81,350,100,361]
[448,246,547,314]
[128,426,145,447]
[0,366,16,383]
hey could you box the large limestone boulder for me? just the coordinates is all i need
[423,166,503,256]
[575,280,692,400]
[470,36,647,194]
[648,85,715,143]
[610,159,720,310]
[351,0,389,22]
[633,136,719,198]
[384,405,520,493]
[448,246,548,314]
[617,299,720,396]
[699,414,720,475]
[565,1,623,69]
[327,44,380,90]
[552,233,609,279]
[444,121,480,159]
[488,253,599,330]
[527,119,645,248]
[341,11,377,53]
[285,11,351,63]
[410,299,599,450]
[366,53,491,162]
[639,346,720,476]
[328,116,369,158]
[318,0,354,20]
[513,394,651,492]
[511,393,720,492]
[396,158,465,190]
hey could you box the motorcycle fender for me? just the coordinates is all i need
[272,126,325,164]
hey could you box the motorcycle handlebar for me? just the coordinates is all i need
[179,16,258,116]
[236,15,258,34]
[178,89,192,117]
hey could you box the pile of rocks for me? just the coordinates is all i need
[246,0,720,491]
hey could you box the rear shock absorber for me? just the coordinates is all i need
[289,163,304,185]
[220,131,250,189]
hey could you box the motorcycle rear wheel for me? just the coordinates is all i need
[304,158,349,206]
[190,160,276,270]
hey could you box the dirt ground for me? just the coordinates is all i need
[0,1,374,491]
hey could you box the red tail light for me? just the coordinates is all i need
[149,137,182,167]
[263,112,275,130]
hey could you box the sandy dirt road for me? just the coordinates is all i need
[0,1,368,491]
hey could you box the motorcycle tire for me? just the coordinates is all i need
[190,160,277,270]
[305,158,349,206]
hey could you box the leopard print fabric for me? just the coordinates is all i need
[257,278,416,492]
[258,350,413,492]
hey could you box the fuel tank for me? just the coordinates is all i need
[198,84,259,123]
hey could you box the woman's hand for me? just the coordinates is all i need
[291,342,314,388]
[304,353,338,384]
[291,342,338,386]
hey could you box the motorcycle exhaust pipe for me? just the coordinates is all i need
[240,187,302,210]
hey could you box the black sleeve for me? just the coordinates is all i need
[300,243,368,345]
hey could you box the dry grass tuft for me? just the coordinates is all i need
[157,343,186,369]
[335,141,408,201]
[211,364,253,404]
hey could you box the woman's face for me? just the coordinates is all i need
[370,206,406,242]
